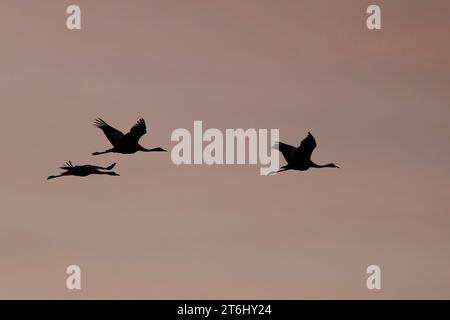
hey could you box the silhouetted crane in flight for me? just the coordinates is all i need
[272,132,339,174]
[47,161,119,180]
[92,118,167,155]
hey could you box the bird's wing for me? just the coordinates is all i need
[273,142,296,163]
[59,160,74,170]
[94,163,116,170]
[125,118,147,143]
[296,132,317,161]
[94,118,124,147]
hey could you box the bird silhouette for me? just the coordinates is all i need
[92,118,167,155]
[47,161,120,180]
[272,132,339,174]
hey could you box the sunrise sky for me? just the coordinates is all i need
[0,0,449,299]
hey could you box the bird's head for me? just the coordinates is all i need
[328,163,339,168]
[107,172,120,176]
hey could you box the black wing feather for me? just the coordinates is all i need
[125,118,147,143]
[273,142,296,164]
[94,118,124,147]
[295,132,317,162]
[60,160,74,170]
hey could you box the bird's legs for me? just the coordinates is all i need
[47,174,64,180]
[92,149,113,156]
[268,166,289,175]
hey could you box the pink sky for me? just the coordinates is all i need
[0,0,449,299]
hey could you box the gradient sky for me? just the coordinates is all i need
[0,0,449,299]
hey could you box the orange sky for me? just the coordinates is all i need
[0,0,449,299]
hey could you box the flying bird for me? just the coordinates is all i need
[47,161,119,180]
[92,118,167,155]
[272,132,339,174]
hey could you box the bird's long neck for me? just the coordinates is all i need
[139,145,166,152]
[310,162,335,168]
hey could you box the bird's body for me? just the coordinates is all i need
[47,161,119,180]
[273,132,339,174]
[93,118,167,155]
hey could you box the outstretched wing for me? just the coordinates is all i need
[296,132,317,162]
[94,163,116,170]
[94,118,124,147]
[60,160,74,170]
[273,142,296,164]
[125,118,147,143]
